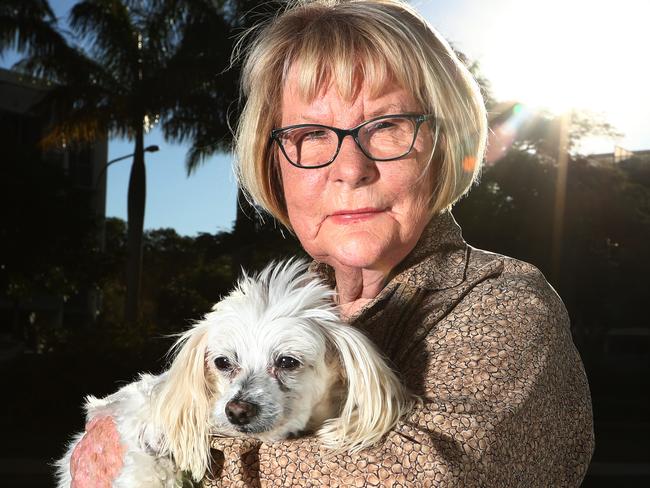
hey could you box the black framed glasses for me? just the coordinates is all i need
[270,113,435,169]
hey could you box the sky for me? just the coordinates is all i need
[3,0,649,236]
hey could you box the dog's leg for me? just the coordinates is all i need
[54,432,84,488]
[113,451,181,488]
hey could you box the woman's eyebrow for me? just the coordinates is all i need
[366,103,407,118]
[294,104,407,125]
[288,101,411,127]
[296,113,328,124]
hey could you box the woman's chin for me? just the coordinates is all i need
[325,234,392,270]
[299,220,409,272]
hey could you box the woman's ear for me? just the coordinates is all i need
[151,323,218,481]
[317,322,411,452]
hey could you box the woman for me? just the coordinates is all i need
[71,0,594,486]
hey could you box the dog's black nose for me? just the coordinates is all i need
[225,400,258,425]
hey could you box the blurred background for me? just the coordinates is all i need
[0,0,648,486]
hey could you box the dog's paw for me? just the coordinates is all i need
[285,429,309,440]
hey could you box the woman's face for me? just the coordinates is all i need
[277,67,435,274]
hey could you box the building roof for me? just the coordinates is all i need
[0,67,49,115]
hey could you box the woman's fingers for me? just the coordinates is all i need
[70,416,126,488]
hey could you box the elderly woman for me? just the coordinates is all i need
[71,0,594,486]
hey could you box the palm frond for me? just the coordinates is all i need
[15,42,118,90]
[5,0,258,179]
[162,91,235,142]
[69,0,140,83]
[184,138,229,176]
[0,0,62,57]
[39,103,115,149]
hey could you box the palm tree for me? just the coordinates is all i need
[169,0,282,245]
[0,1,57,58]
[1,0,237,323]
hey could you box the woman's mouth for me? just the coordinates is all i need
[328,208,385,224]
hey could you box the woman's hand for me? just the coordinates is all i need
[69,416,126,488]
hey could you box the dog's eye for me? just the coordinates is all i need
[276,356,301,370]
[214,356,232,371]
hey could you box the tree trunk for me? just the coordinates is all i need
[124,124,146,324]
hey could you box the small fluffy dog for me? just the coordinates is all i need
[56,260,410,487]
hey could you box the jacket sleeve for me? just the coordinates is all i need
[203,263,594,487]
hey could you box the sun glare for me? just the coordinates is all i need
[483,0,649,116]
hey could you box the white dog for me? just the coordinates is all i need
[56,260,410,487]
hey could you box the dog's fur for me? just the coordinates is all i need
[56,260,411,487]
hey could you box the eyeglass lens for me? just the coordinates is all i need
[277,116,417,167]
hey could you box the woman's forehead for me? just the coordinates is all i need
[280,63,418,121]
[282,55,410,99]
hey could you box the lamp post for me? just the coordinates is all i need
[91,144,159,322]
[94,144,159,189]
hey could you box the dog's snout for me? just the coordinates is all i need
[225,400,258,425]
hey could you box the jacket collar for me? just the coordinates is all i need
[389,210,469,291]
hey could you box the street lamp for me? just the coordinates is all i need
[94,144,159,189]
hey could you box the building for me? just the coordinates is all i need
[587,147,650,166]
[0,67,108,354]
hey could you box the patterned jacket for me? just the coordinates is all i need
[202,211,595,487]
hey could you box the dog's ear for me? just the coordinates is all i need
[317,322,411,452]
[151,323,217,481]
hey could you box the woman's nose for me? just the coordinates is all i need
[329,136,379,187]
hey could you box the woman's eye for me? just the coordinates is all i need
[367,120,399,133]
[276,356,301,370]
[374,121,395,130]
[214,356,232,371]
[302,130,328,141]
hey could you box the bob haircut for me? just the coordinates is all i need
[234,0,487,229]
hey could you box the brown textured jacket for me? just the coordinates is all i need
[202,211,595,487]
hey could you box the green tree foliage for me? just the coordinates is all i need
[172,0,284,241]
[0,132,103,352]
[0,0,59,59]
[3,1,645,356]
[0,0,253,323]
[0,145,100,303]
[92,216,302,348]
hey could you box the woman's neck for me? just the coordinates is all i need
[334,266,388,320]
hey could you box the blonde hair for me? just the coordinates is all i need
[234,0,487,229]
